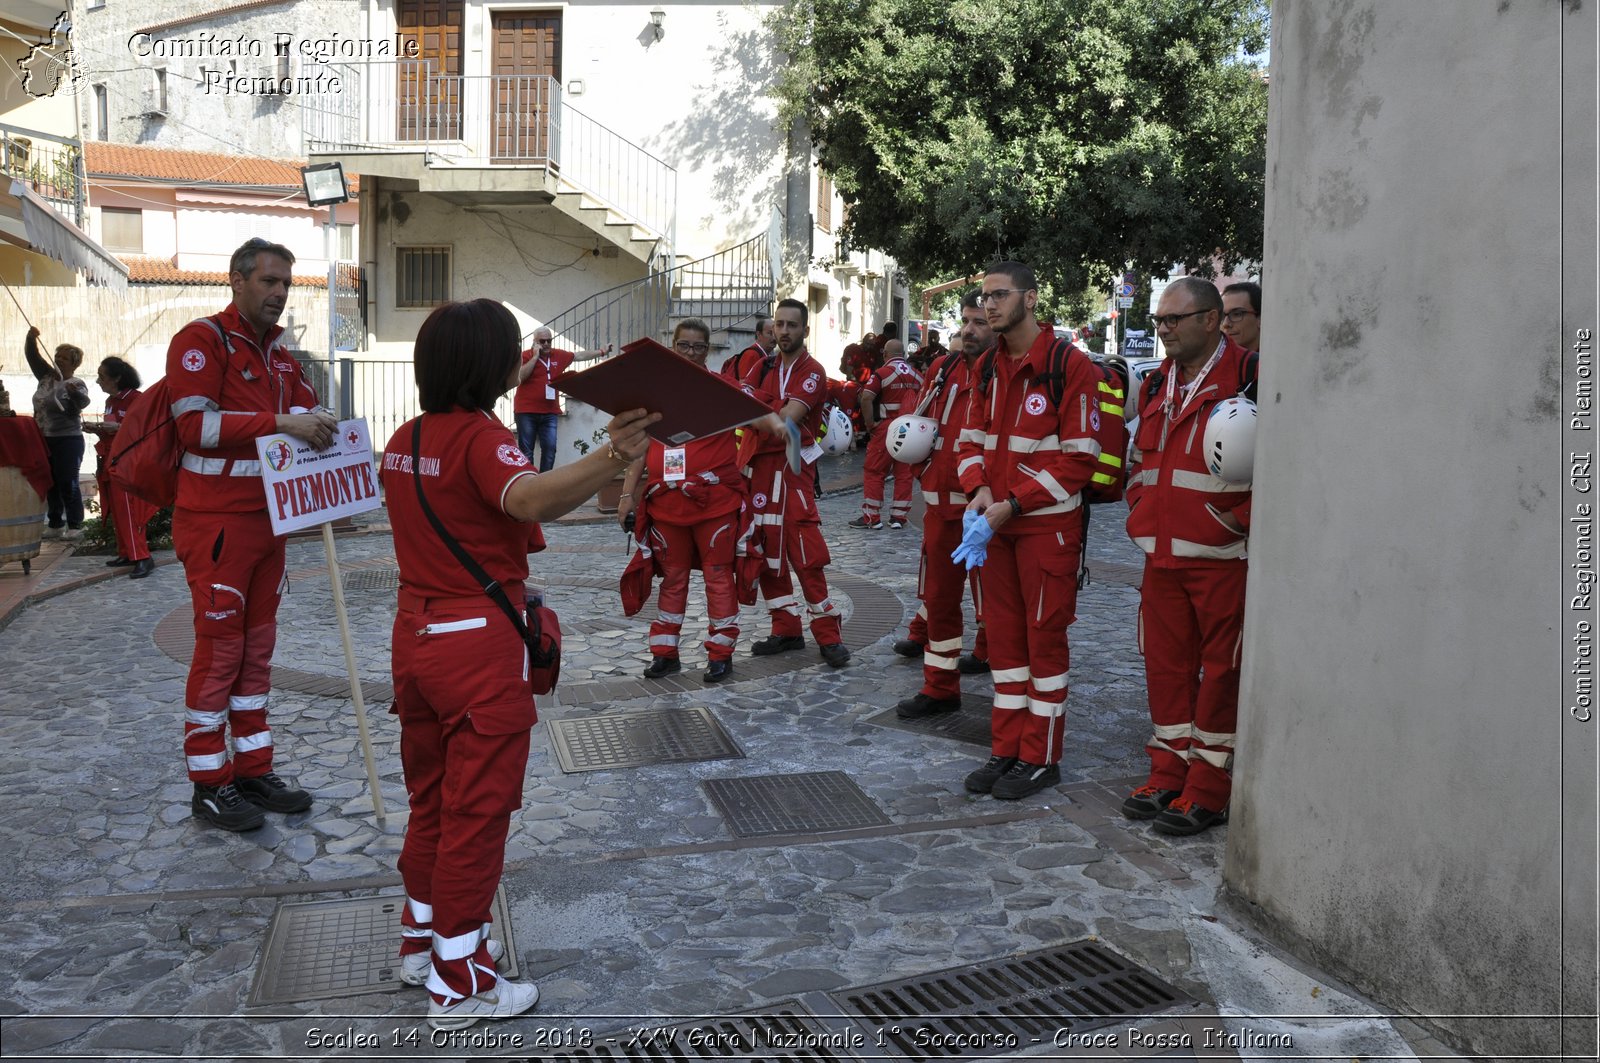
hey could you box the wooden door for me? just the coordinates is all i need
[396,0,462,142]
[490,12,561,162]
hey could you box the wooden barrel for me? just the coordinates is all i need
[0,466,46,569]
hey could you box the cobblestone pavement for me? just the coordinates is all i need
[0,479,1434,1061]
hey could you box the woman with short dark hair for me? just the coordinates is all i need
[87,356,156,578]
[379,298,654,1031]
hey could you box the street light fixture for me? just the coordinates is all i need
[301,162,349,416]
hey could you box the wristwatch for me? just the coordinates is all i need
[1007,495,1022,518]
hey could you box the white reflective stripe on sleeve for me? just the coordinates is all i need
[406,897,434,924]
[753,514,784,525]
[232,460,262,475]
[432,926,484,962]
[171,394,214,415]
[921,490,941,505]
[185,708,227,727]
[925,654,959,670]
[1027,697,1067,719]
[1171,469,1248,493]
[957,427,986,445]
[655,611,686,624]
[200,411,223,448]
[233,732,273,752]
[983,432,999,449]
[1153,722,1191,740]
[1030,671,1069,692]
[991,666,1030,683]
[1127,469,1157,489]
[1132,536,1157,553]
[187,752,228,771]
[1192,727,1237,747]
[1019,464,1074,505]
[1171,537,1248,560]
[419,618,489,634]
[1191,747,1234,769]
[179,453,262,476]
[956,455,985,477]
[993,693,1029,710]
[927,636,963,653]
[229,693,269,711]
[649,635,680,647]
[1005,434,1059,453]
[1022,499,1080,515]
[1061,435,1101,457]
[498,470,537,513]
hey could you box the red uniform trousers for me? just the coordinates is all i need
[909,509,987,699]
[174,508,283,786]
[748,453,842,643]
[95,470,154,561]
[982,524,1083,765]
[392,595,533,1006]
[649,512,741,662]
[862,429,915,523]
[1138,563,1246,811]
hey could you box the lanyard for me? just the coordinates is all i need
[1164,338,1225,420]
[776,353,799,400]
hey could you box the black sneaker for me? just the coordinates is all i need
[235,771,313,813]
[643,656,682,679]
[990,760,1062,801]
[1121,784,1182,820]
[703,659,734,684]
[129,558,155,579]
[751,635,805,656]
[892,638,925,658]
[105,556,133,567]
[1152,796,1228,836]
[963,755,1017,794]
[847,516,883,530]
[896,693,961,719]
[192,782,266,831]
[957,654,991,675]
[819,643,851,668]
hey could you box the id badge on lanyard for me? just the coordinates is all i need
[1165,338,1226,421]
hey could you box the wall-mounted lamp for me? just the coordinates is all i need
[649,8,665,42]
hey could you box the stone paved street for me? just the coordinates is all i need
[0,469,1438,1061]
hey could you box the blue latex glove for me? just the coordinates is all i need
[950,509,995,570]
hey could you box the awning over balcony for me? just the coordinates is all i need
[1,180,128,290]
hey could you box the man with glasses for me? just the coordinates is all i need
[167,238,337,831]
[513,328,611,472]
[954,262,1103,800]
[1221,282,1261,353]
[1121,276,1256,835]
[851,338,924,530]
[617,320,747,684]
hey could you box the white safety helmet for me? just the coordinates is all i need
[885,414,939,464]
[1203,396,1257,484]
[821,406,854,456]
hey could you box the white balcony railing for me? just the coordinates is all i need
[303,61,676,248]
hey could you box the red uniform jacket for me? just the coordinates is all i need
[513,348,574,414]
[863,357,924,431]
[740,350,828,452]
[166,303,322,513]
[1125,336,1253,568]
[915,351,979,516]
[955,329,1102,535]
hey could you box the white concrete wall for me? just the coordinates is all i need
[1225,2,1595,1057]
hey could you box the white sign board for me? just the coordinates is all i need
[256,418,381,535]
[1118,297,1134,308]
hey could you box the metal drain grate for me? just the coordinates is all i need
[247,889,517,1006]
[340,567,401,592]
[543,1003,860,1062]
[703,771,890,838]
[864,695,993,748]
[548,707,744,773]
[829,939,1189,1060]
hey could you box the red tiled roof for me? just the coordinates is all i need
[84,141,359,193]
[121,256,352,289]
[135,0,294,38]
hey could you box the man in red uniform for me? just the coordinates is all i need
[618,319,747,684]
[955,262,1102,800]
[740,298,850,666]
[512,328,611,472]
[895,293,993,717]
[850,338,924,530]
[720,315,776,384]
[1121,276,1255,835]
[168,238,337,831]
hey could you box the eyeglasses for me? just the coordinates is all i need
[674,341,710,355]
[976,288,1032,306]
[1151,309,1213,329]
[1222,309,1258,323]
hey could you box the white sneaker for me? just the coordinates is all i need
[400,937,505,986]
[41,526,63,540]
[426,978,538,1031]
[62,527,83,540]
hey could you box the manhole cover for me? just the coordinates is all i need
[338,567,401,592]
[703,771,890,838]
[247,889,518,1006]
[864,694,993,748]
[549,1003,859,1061]
[829,939,1189,1060]
[548,707,744,773]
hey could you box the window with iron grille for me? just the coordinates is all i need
[102,207,142,252]
[397,246,451,307]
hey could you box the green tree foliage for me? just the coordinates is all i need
[772,0,1268,295]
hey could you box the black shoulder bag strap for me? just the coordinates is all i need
[409,416,540,655]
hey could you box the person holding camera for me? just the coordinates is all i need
[380,298,656,1031]
[22,326,90,538]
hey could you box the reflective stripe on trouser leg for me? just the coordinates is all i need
[400,897,435,958]
[231,616,278,778]
[979,533,1028,758]
[862,435,892,519]
[1180,563,1247,811]
[1139,562,1204,793]
[887,459,915,520]
[983,530,1079,765]
[691,514,741,661]
[791,521,841,645]
[650,536,693,658]
[920,510,967,699]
